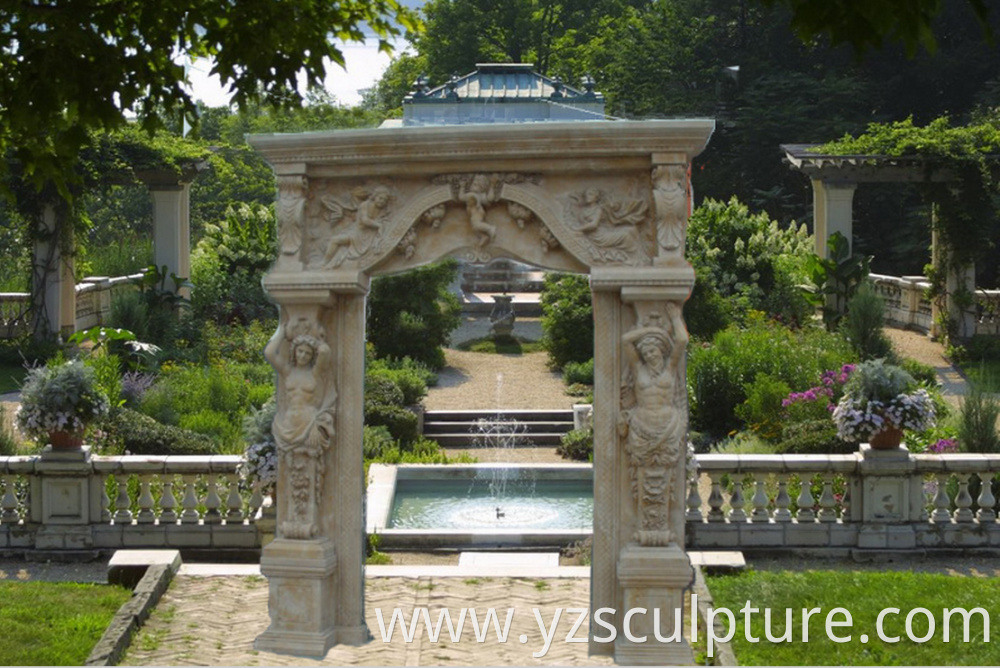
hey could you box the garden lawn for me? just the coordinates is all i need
[0,359,26,394]
[961,359,1000,392]
[707,570,999,665]
[0,580,131,665]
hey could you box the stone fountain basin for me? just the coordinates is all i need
[367,463,593,549]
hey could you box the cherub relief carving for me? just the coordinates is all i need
[321,185,392,268]
[652,165,688,261]
[619,302,688,547]
[459,173,499,247]
[566,187,650,265]
[265,317,336,540]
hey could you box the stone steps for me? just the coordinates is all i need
[423,409,574,449]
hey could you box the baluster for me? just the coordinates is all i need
[931,474,952,523]
[841,482,852,522]
[774,476,792,523]
[226,474,245,522]
[977,473,996,523]
[2,475,20,523]
[728,477,747,523]
[160,476,178,524]
[796,475,816,522]
[684,475,702,522]
[751,479,770,522]
[99,474,111,523]
[114,475,133,524]
[953,474,974,523]
[203,475,222,524]
[817,478,837,523]
[248,483,264,522]
[706,473,725,522]
[180,475,200,524]
[136,475,156,524]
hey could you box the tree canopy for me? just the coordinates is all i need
[0,0,419,196]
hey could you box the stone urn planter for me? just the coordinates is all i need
[868,426,904,450]
[48,430,85,450]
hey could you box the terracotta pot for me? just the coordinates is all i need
[869,427,904,450]
[48,430,84,449]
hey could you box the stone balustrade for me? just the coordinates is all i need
[870,272,1000,336]
[688,448,1000,551]
[0,451,267,552]
[869,273,933,332]
[0,273,143,340]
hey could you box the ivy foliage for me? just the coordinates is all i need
[818,115,1000,270]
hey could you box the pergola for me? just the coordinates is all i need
[782,144,976,337]
[32,161,205,338]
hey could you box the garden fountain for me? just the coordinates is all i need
[366,373,593,547]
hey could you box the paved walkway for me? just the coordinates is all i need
[121,574,618,666]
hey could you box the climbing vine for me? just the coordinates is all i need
[4,127,209,338]
[817,115,1000,342]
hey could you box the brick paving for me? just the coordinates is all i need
[121,575,618,666]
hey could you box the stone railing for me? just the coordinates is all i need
[869,273,933,333]
[0,450,268,553]
[0,273,143,340]
[688,448,1000,551]
[870,273,1000,337]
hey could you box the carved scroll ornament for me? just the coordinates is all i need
[275,175,308,265]
[619,302,688,546]
[652,165,688,262]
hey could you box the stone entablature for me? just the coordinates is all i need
[249,120,713,663]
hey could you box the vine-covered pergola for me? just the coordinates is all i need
[782,144,979,338]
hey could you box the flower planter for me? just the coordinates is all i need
[48,430,85,449]
[869,427,904,450]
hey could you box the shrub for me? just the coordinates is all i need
[562,358,594,386]
[540,273,593,369]
[684,276,732,340]
[0,405,18,456]
[840,282,893,361]
[120,371,155,408]
[687,197,813,328]
[190,203,277,325]
[899,358,938,386]
[557,428,593,462]
[735,374,791,441]
[777,419,855,454]
[958,380,1000,453]
[367,259,462,370]
[688,314,854,436]
[103,407,218,455]
[363,425,397,459]
[366,367,427,406]
[178,409,242,450]
[364,375,419,444]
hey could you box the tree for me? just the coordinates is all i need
[0,0,419,195]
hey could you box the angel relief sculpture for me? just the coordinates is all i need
[321,185,392,269]
[265,318,336,540]
[566,187,650,265]
[619,303,688,547]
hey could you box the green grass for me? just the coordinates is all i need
[455,335,544,355]
[706,570,1000,665]
[961,360,1000,392]
[0,359,26,394]
[0,580,131,665]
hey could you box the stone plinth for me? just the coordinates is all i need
[858,444,921,523]
[614,544,695,665]
[255,538,353,657]
[32,446,98,549]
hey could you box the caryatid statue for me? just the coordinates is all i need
[619,302,688,546]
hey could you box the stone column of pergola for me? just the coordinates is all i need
[249,120,714,663]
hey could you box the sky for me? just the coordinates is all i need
[185,37,405,108]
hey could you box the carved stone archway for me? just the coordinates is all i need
[249,120,714,664]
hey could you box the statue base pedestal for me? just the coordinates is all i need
[255,538,351,658]
[614,544,695,666]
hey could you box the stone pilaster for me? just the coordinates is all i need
[590,265,695,664]
[32,446,96,550]
[256,273,370,657]
[811,179,856,258]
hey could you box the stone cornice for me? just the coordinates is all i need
[249,120,715,174]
